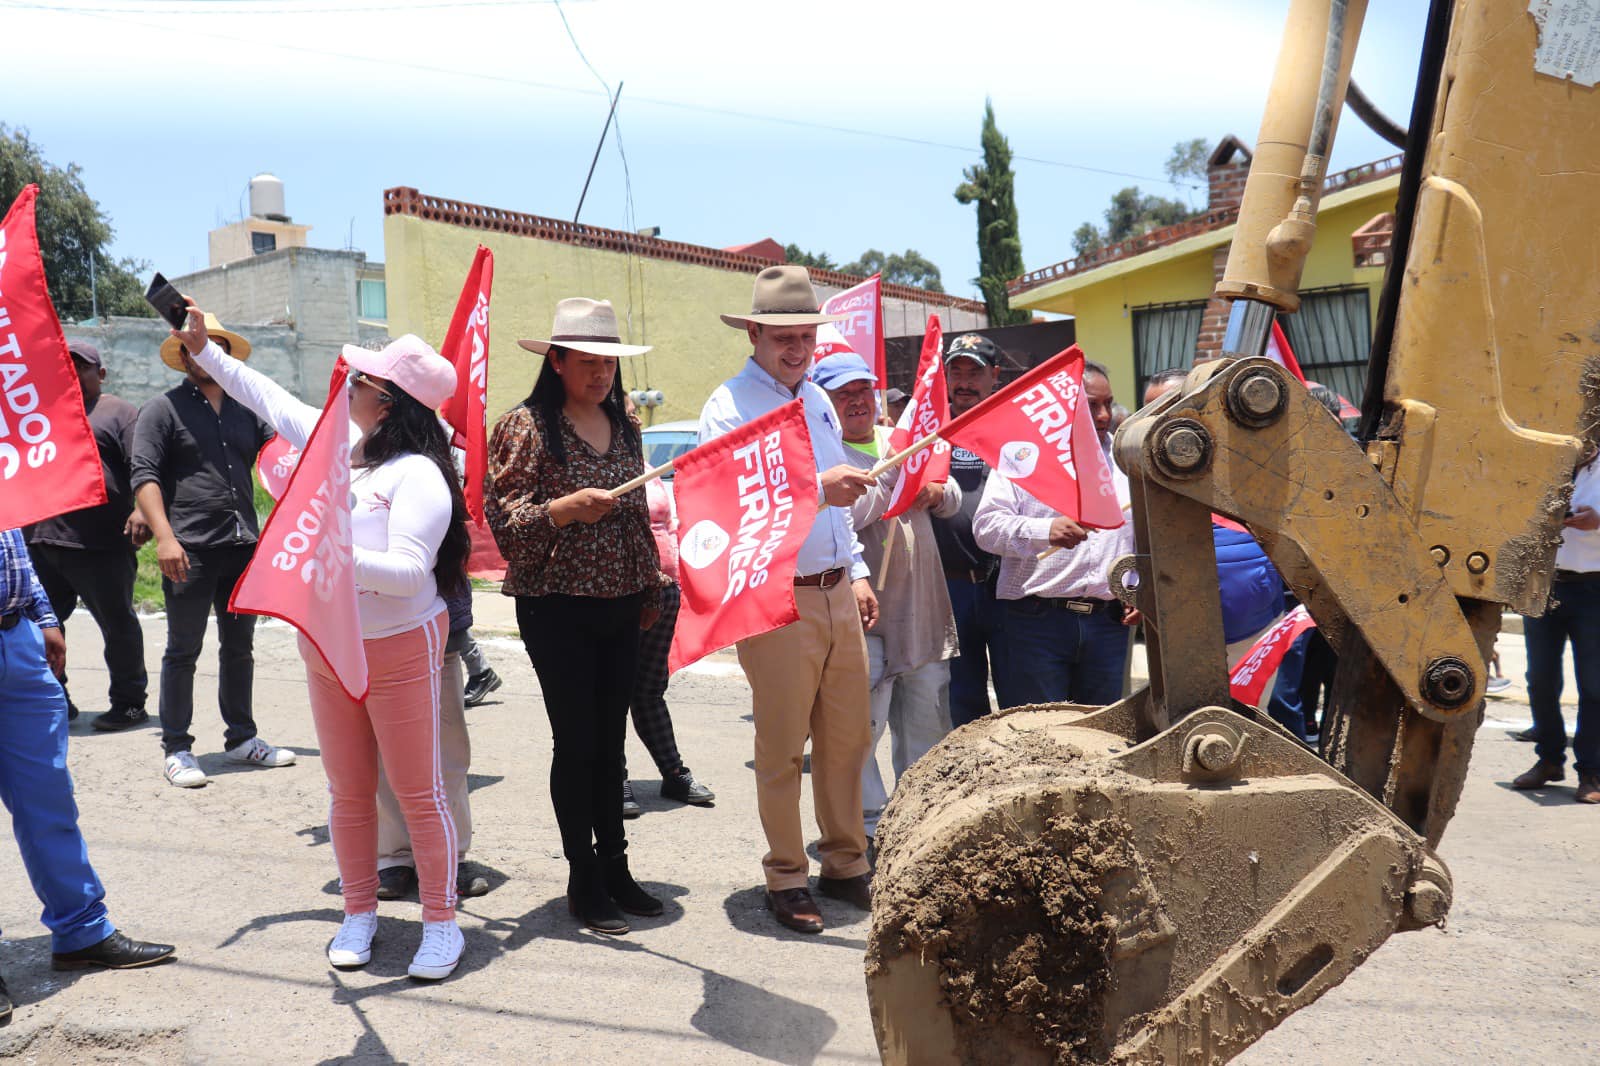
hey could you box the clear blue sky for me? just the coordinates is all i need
[9,0,1427,303]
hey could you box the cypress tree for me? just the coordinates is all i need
[954,100,1030,326]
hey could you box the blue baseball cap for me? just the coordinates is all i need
[810,353,877,391]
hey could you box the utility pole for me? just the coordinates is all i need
[88,250,99,321]
[574,81,623,225]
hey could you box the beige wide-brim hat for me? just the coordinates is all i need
[720,264,847,329]
[518,297,652,357]
[161,312,252,371]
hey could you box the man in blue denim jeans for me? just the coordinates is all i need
[1513,443,1600,804]
[973,361,1138,707]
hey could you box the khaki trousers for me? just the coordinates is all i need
[376,651,472,868]
[737,580,873,891]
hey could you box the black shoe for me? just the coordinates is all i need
[1511,727,1539,743]
[604,854,663,917]
[661,767,715,805]
[462,668,502,707]
[456,866,490,898]
[52,931,175,971]
[622,780,642,819]
[568,860,629,935]
[0,972,11,1027]
[67,700,80,722]
[817,872,873,911]
[92,706,149,732]
[376,866,417,901]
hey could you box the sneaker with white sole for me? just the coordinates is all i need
[407,919,463,981]
[327,911,379,969]
[163,751,208,788]
[225,737,296,768]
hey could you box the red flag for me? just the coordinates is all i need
[1229,605,1316,706]
[668,400,818,673]
[230,369,368,700]
[256,435,300,501]
[882,316,950,520]
[820,274,885,388]
[1263,319,1308,384]
[0,185,106,528]
[940,345,1124,529]
[438,246,493,524]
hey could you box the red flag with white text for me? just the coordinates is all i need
[438,246,493,524]
[256,435,300,501]
[0,185,106,528]
[882,316,950,519]
[668,400,818,673]
[1263,319,1307,384]
[940,345,1123,529]
[819,274,885,387]
[1229,605,1316,707]
[230,369,368,700]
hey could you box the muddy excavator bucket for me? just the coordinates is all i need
[865,693,1447,1064]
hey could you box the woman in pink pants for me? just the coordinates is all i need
[174,305,472,981]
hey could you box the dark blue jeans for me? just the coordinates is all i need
[1001,598,1129,708]
[1266,630,1312,740]
[1523,578,1600,775]
[946,574,1011,727]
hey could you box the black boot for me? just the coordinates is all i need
[604,854,663,917]
[567,858,629,935]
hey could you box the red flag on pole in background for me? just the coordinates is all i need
[1229,605,1316,707]
[820,274,885,388]
[0,184,106,529]
[1263,319,1308,384]
[256,435,300,501]
[438,245,494,524]
[230,369,368,700]
[940,345,1124,530]
[881,315,950,520]
[668,400,818,674]
[812,322,858,362]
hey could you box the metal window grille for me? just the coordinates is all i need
[1132,300,1206,398]
[250,231,276,256]
[1277,285,1372,406]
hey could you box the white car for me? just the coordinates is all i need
[640,420,699,479]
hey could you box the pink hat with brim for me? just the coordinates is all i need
[341,334,457,410]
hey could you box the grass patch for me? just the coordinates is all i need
[133,474,277,613]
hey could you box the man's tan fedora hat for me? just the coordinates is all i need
[518,297,651,357]
[161,312,252,371]
[720,264,847,329]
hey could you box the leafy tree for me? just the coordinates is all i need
[1165,137,1212,185]
[1071,138,1212,256]
[843,248,944,292]
[0,125,153,323]
[784,243,838,271]
[954,100,1029,326]
[1071,222,1104,258]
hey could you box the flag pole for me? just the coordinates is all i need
[1035,501,1134,560]
[866,429,942,479]
[610,458,675,498]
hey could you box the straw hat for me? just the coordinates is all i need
[518,298,651,357]
[720,265,846,329]
[161,312,251,371]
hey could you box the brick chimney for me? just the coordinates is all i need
[1207,135,1253,214]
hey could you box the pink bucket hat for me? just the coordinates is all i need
[340,334,457,409]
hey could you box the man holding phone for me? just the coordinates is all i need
[131,310,295,789]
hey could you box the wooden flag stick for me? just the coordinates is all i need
[867,430,942,479]
[609,459,676,498]
[1035,501,1134,560]
[876,518,900,592]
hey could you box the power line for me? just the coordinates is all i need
[11,1,1199,190]
[0,0,580,13]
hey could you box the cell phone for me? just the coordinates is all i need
[145,273,190,331]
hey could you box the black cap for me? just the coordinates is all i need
[945,333,998,367]
[885,387,909,405]
[67,341,103,368]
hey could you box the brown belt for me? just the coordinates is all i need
[794,567,846,589]
[0,611,21,631]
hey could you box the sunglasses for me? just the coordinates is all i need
[348,370,394,403]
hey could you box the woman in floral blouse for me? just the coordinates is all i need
[484,297,665,935]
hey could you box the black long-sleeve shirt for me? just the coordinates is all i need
[130,382,273,551]
[27,393,140,550]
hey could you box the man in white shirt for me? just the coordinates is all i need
[1514,443,1600,804]
[972,360,1137,707]
[698,266,879,933]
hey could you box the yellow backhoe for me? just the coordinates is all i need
[865,0,1597,1060]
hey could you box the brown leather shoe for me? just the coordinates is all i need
[817,872,872,911]
[766,888,824,934]
[1512,761,1565,789]
[1576,773,1600,804]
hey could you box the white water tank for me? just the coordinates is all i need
[249,173,287,220]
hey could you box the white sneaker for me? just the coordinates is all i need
[407,919,463,981]
[225,737,296,767]
[327,910,379,969]
[1486,675,1513,695]
[164,751,208,788]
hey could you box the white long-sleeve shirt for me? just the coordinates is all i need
[1557,459,1600,573]
[972,433,1135,601]
[192,342,451,639]
[698,357,868,581]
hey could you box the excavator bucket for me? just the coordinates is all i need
[865,694,1446,1064]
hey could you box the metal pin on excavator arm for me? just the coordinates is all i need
[866,0,1594,1061]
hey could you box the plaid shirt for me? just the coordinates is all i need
[1,527,59,629]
